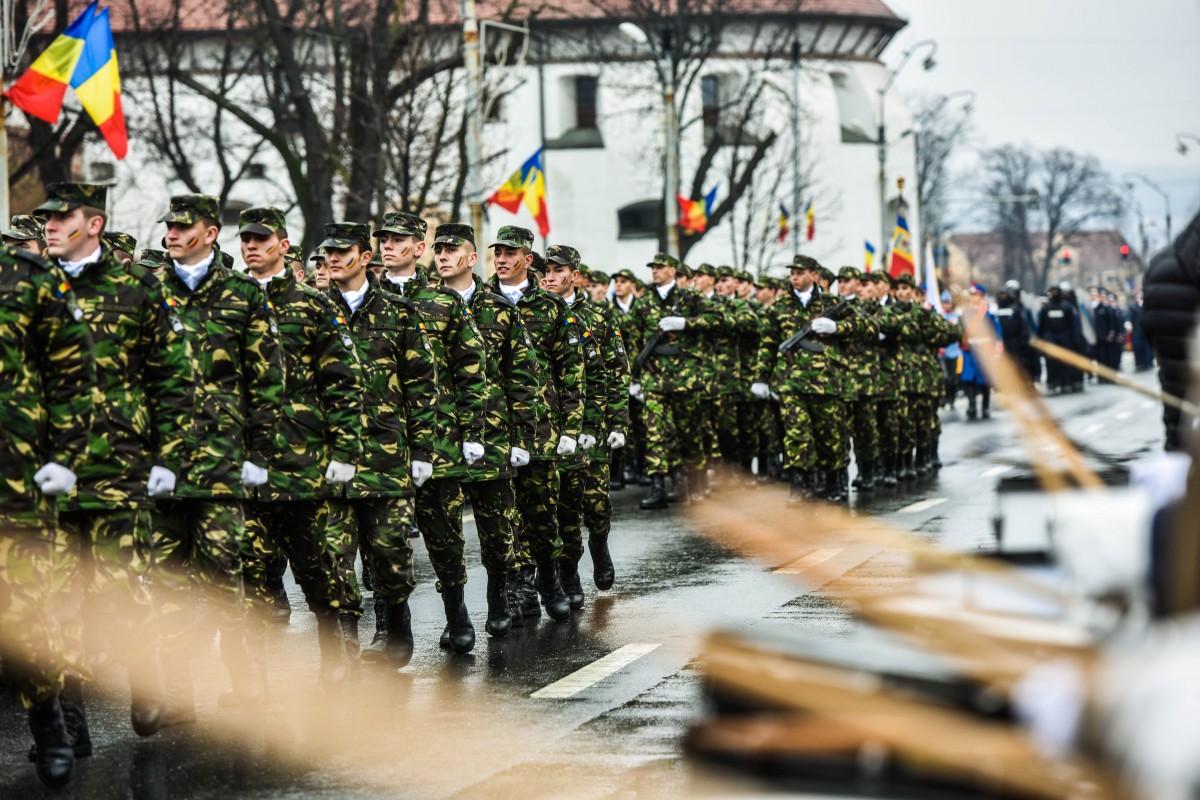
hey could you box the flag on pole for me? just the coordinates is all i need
[678,186,718,234]
[486,147,550,236]
[864,240,876,272]
[923,238,941,311]
[887,199,915,278]
[804,197,815,241]
[4,1,128,159]
[777,204,789,243]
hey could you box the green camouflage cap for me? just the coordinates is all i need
[239,207,286,236]
[434,222,475,247]
[863,270,885,284]
[774,277,791,291]
[285,245,304,264]
[837,266,862,281]
[613,268,637,281]
[34,182,108,214]
[135,248,169,269]
[694,263,717,278]
[3,214,44,241]
[713,265,733,280]
[103,230,138,255]
[374,211,427,239]
[647,252,680,270]
[491,225,534,249]
[319,222,371,249]
[676,263,693,279]
[791,254,819,271]
[737,270,754,283]
[589,269,610,284]
[577,264,593,280]
[529,251,546,275]
[546,244,581,269]
[308,249,326,263]
[158,194,222,226]
[896,272,918,289]
[369,251,384,266]
[817,266,836,283]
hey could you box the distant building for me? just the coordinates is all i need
[946,229,1143,296]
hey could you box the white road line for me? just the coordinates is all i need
[898,497,947,514]
[530,643,661,699]
[776,547,843,575]
[982,465,1012,478]
[1081,423,1104,435]
[1115,411,1132,420]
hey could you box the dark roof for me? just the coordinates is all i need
[949,229,1144,272]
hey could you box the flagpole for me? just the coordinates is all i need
[461,0,486,276]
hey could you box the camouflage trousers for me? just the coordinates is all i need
[59,509,156,679]
[876,397,902,458]
[780,393,845,471]
[558,461,612,565]
[415,478,467,592]
[327,496,416,614]
[909,394,941,449]
[630,398,647,476]
[151,500,247,648]
[735,397,759,466]
[704,393,720,460]
[461,477,516,576]
[511,461,562,568]
[0,521,73,707]
[713,394,741,463]
[851,396,880,464]
[643,391,708,476]
[242,500,344,631]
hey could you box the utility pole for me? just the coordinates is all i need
[789,39,801,254]
[461,0,486,274]
[662,29,679,259]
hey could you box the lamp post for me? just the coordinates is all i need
[621,22,679,258]
[461,0,486,262]
[1125,172,1172,245]
[1176,132,1200,156]
[877,39,936,263]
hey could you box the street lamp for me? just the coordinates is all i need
[877,39,937,263]
[916,89,975,125]
[622,22,680,258]
[1125,172,1172,244]
[1177,132,1200,156]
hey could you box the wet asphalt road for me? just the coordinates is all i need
[0,363,1166,799]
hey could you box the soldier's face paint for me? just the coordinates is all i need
[433,242,476,281]
[240,231,285,278]
[326,245,369,291]
[543,263,575,297]
[43,208,101,261]
[493,245,530,285]
[166,221,216,265]
[378,232,422,273]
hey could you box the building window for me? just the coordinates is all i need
[88,161,115,182]
[575,75,598,130]
[221,200,250,228]
[701,75,720,135]
[617,199,661,240]
[829,71,875,144]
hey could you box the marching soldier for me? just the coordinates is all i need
[708,266,758,478]
[102,231,137,266]
[610,269,642,489]
[862,272,903,487]
[135,248,169,276]
[323,222,437,667]
[835,267,883,492]
[0,240,94,787]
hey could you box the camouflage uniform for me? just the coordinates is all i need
[835,268,883,489]
[0,241,95,707]
[608,272,642,484]
[102,231,137,261]
[895,289,961,474]
[3,214,45,246]
[862,275,904,485]
[710,268,758,471]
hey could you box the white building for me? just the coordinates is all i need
[81,0,919,279]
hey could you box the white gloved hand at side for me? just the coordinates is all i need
[811,317,837,334]
[750,382,771,399]
[324,460,356,484]
[147,465,177,497]
[556,435,577,456]
[34,463,77,496]
[628,382,642,397]
[607,431,626,450]
[241,461,269,488]
[509,447,531,467]
[463,441,485,465]
[411,460,433,487]
[658,316,687,332]
[578,434,597,451]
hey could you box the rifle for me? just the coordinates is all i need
[635,291,684,368]
[778,296,854,355]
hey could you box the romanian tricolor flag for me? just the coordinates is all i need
[486,147,550,237]
[678,186,718,235]
[804,197,815,241]
[777,204,789,243]
[864,240,876,272]
[4,1,127,159]
[887,199,915,279]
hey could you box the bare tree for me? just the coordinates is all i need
[1033,147,1123,291]
[912,92,974,241]
[982,144,1037,289]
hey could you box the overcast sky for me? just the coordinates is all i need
[883,0,1200,251]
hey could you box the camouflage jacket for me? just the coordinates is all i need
[0,246,95,525]
[573,294,630,465]
[488,277,585,461]
[756,287,860,397]
[609,295,639,342]
[903,304,962,396]
[160,254,285,499]
[453,275,545,482]
[837,296,884,398]
[739,300,769,393]
[59,243,193,510]
[329,276,437,498]
[628,283,722,394]
[387,268,486,480]
[866,300,903,401]
[260,267,363,501]
[711,293,758,397]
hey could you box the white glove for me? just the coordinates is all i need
[147,465,177,498]
[658,316,687,332]
[811,317,837,334]
[750,382,771,399]
[509,447,531,467]
[557,435,577,456]
[34,462,77,496]
[241,461,269,488]
[878,332,887,341]
[411,460,433,487]
[463,441,485,465]
[629,382,642,397]
[607,431,626,450]
[324,460,356,484]
[578,434,597,451]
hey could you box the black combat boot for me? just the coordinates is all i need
[519,565,542,620]
[665,470,687,504]
[639,476,669,510]
[981,389,991,420]
[267,579,291,624]
[339,611,360,661]
[29,675,90,764]
[557,558,585,609]
[859,459,876,492]
[931,440,943,471]
[825,470,847,503]
[810,469,827,498]
[439,585,475,655]
[880,456,898,488]
[485,571,512,637]
[588,535,615,590]
[535,560,571,621]
[787,470,808,505]
[315,612,350,686]
[505,571,525,629]
[360,597,389,664]
[900,452,916,481]
[128,652,164,736]
[608,470,625,491]
[365,600,414,667]
[27,696,74,788]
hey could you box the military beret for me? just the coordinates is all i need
[374,211,427,239]
[319,221,371,249]
[837,266,862,281]
[613,269,637,282]
[3,215,43,241]
[676,262,693,279]
[158,194,222,226]
[896,273,918,289]
[35,183,108,214]
[791,254,819,271]
[647,252,680,270]
[238,207,287,236]
[589,269,610,284]
[136,248,169,270]
[434,223,475,247]
[695,263,717,279]
[491,225,534,250]
[102,231,138,255]
[546,244,581,268]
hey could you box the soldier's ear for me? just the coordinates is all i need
[467,250,478,269]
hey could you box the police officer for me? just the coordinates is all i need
[1039,285,1081,394]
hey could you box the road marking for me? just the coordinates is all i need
[898,497,947,514]
[1114,411,1131,420]
[1081,423,1104,435]
[531,643,661,699]
[982,465,1012,478]
[776,547,843,575]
